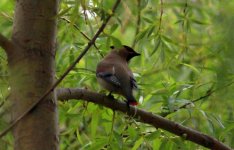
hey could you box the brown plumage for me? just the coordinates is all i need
[96,45,140,106]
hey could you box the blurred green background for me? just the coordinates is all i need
[0,0,233,149]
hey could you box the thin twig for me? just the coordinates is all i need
[160,81,234,117]
[132,0,141,48]
[60,17,103,57]
[60,17,92,42]
[181,81,234,109]
[180,0,189,60]
[0,0,121,138]
[155,0,163,36]
[73,67,95,74]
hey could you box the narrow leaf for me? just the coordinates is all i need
[132,137,143,150]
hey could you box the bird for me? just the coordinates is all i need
[96,45,140,107]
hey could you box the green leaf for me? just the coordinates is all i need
[76,128,83,145]
[151,37,161,55]
[210,114,225,128]
[91,108,99,138]
[199,110,215,134]
[145,131,161,141]
[109,24,118,34]
[131,137,143,150]
[143,17,154,23]
[111,36,122,47]
[69,48,75,63]
[180,63,200,74]
[113,131,123,149]
[57,7,72,18]
[87,138,107,150]
[160,44,165,62]
[127,126,137,140]
[219,123,234,140]
[172,84,194,98]
[159,139,168,150]
[140,0,149,8]
[161,35,175,44]
[147,25,156,37]
[191,18,209,25]
[174,19,184,24]
[135,29,148,41]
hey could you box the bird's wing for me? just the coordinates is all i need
[96,69,121,87]
[130,77,138,89]
[96,63,136,90]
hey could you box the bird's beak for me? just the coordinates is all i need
[134,52,141,56]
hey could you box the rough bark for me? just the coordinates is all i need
[8,0,59,150]
[57,88,231,150]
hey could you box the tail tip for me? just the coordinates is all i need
[129,101,138,106]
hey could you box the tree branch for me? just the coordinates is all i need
[56,88,231,150]
[0,33,12,54]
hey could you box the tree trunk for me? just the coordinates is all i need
[8,0,59,149]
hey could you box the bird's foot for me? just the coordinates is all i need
[107,92,114,99]
[125,100,130,110]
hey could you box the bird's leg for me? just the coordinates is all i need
[107,92,114,98]
[125,100,130,110]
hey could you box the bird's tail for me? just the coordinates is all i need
[127,95,138,106]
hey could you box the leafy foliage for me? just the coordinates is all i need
[0,0,234,149]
